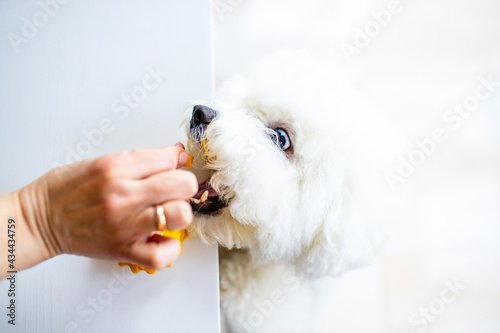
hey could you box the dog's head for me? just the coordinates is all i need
[184,52,386,278]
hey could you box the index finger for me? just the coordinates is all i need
[123,145,190,179]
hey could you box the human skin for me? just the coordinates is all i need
[0,143,198,280]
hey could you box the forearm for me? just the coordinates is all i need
[0,189,52,280]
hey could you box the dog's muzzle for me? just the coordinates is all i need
[188,105,226,215]
[190,105,216,141]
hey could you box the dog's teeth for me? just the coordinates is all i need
[190,198,200,204]
[200,191,209,203]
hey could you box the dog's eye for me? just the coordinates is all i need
[271,128,291,151]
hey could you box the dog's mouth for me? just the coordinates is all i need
[189,174,227,215]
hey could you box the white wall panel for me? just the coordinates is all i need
[0,1,219,332]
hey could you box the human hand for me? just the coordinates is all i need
[17,143,197,271]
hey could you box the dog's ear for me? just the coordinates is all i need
[297,175,387,279]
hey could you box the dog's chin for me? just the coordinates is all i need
[190,174,228,216]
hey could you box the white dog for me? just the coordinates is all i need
[184,51,387,332]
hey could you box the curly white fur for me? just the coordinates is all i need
[184,51,387,332]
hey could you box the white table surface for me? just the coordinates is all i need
[0,1,219,332]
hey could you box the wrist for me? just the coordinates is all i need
[15,178,61,266]
[0,188,50,277]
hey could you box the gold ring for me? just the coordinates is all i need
[154,204,167,231]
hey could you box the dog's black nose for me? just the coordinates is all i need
[190,105,216,129]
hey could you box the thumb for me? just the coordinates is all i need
[162,143,190,168]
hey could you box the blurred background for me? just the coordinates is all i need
[212,0,500,332]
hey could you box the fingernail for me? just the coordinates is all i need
[178,151,189,166]
[174,142,185,149]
